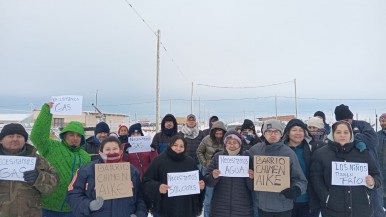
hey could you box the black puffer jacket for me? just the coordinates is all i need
[205,149,253,217]
[310,140,381,217]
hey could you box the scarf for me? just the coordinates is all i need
[309,128,326,142]
[99,152,122,163]
[163,128,175,137]
[226,147,241,156]
[180,124,199,139]
[166,146,186,161]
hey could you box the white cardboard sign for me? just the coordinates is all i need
[127,136,152,154]
[331,161,368,186]
[218,155,249,177]
[51,95,83,115]
[167,170,200,197]
[0,156,36,181]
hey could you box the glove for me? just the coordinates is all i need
[355,141,366,152]
[280,186,301,199]
[89,197,104,211]
[23,169,39,185]
[353,127,360,135]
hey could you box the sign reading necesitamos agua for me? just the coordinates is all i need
[331,161,368,186]
[218,155,249,177]
[0,155,36,181]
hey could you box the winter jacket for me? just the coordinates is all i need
[84,136,102,161]
[122,143,158,179]
[151,114,178,154]
[310,139,381,217]
[196,121,226,169]
[0,143,59,217]
[67,159,147,217]
[377,130,386,198]
[142,147,205,217]
[30,103,91,212]
[351,120,379,165]
[179,130,205,165]
[247,141,308,212]
[205,149,253,217]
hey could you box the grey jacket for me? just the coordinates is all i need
[247,141,307,212]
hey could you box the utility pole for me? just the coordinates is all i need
[275,95,278,118]
[294,79,298,118]
[190,82,193,114]
[95,89,98,113]
[155,30,161,132]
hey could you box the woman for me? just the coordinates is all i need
[206,130,254,217]
[67,136,147,217]
[310,121,381,217]
[142,135,206,217]
[282,119,320,217]
[123,123,158,179]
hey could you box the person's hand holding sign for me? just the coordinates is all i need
[159,184,170,194]
[47,102,54,108]
[199,180,205,190]
[248,169,254,180]
[212,169,221,179]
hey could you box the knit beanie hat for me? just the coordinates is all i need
[0,123,28,141]
[118,124,129,135]
[241,119,255,134]
[262,119,284,134]
[334,104,353,121]
[307,117,324,129]
[128,123,144,137]
[95,122,110,135]
[314,111,326,123]
[223,129,242,145]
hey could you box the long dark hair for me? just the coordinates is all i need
[168,135,187,148]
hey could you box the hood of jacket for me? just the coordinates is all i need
[161,114,178,133]
[282,119,312,143]
[59,121,86,145]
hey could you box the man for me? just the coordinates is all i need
[84,121,110,160]
[197,120,226,217]
[202,115,219,136]
[0,123,59,217]
[31,102,91,217]
[151,114,178,154]
[376,113,386,210]
[240,119,262,150]
[179,114,205,169]
[248,119,307,217]
[334,104,384,217]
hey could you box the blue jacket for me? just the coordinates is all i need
[67,159,147,217]
[351,120,379,165]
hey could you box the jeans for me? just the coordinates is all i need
[42,209,75,217]
[372,187,385,217]
[252,192,259,217]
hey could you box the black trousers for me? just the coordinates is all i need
[291,202,320,217]
[258,209,292,217]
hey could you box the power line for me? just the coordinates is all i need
[196,80,293,89]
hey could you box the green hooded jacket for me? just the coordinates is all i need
[30,103,91,212]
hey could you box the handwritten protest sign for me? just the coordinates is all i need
[254,155,290,192]
[127,136,152,154]
[0,156,36,181]
[167,170,200,197]
[331,161,368,186]
[51,95,83,115]
[218,155,249,177]
[95,162,132,200]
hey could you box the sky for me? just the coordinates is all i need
[1,0,386,124]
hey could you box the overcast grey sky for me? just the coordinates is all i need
[1,0,385,123]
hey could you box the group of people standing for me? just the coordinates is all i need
[0,103,385,217]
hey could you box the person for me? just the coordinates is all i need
[117,124,129,144]
[307,116,327,146]
[84,122,110,160]
[202,116,219,136]
[142,135,206,217]
[0,123,59,217]
[30,102,91,217]
[205,130,254,217]
[282,119,320,217]
[67,136,147,217]
[247,119,307,217]
[310,121,381,217]
[241,119,262,150]
[123,123,158,179]
[314,111,331,135]
[334,104,384,217]
[151,114,178,154]
[376,113,386,209]
[179,114,205,170]
[196,120,226,217]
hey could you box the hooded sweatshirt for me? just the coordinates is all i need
[30,103,91,212]
[151,114,178,154]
